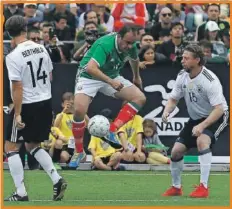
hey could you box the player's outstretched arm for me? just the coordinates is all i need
[200,104,224,130]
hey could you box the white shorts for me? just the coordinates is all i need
[75,76,133,98]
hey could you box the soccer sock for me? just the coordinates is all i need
[110,102,141,132]
[199,148,212,188]
[7,152,27,196]
[31,147,61,185]
[53,148,62,163]
[170,157,184,189]
[72,119,85,153]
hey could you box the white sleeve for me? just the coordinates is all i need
[169,74,184,101]
[6,55,22,81]
[207,79,224,107]
[78,13,85,29]
[101,15,114,32]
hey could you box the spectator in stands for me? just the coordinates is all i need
[4,4,24,30]
[118,115,146,164]
[44,4,76,39]
[204,21,222,42]
[195,3,230,41]
[169,4,186,26]
[53,13,75,41]
[41,23,62,63]
[59,44,72,63]
[222,29,230,50]
[199,40,228,64]
[156,22,185,63]
[139,45,167,69]
[185,4,208,32]
[111,3,149,32]
[23,4,44,29]
[27,27,41,44]
[139,33,154,48]
[78,4,113,31]
[158,30,171,42]
[150,7,173,41]
[142,119,170,165]
[73,21,98,62]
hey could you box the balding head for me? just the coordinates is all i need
[160,7,172,24]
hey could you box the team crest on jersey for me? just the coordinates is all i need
[197,85,203,94]
[66,120,72,129]
[126,128,134,138]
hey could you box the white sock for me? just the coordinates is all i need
[170,158,184,189]
[199,152,212,188]
[31,148,61,185]
[8,153,27,196]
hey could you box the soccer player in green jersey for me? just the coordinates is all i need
[69,25,146,168]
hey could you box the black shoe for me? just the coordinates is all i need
[112,165,126,171]
[4,192,29,201]
[53,178,67,201]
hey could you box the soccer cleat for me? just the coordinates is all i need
[68,152,84,168]
[4,192,29,201]
[53,178,67,201]
[101,131,122,149]
[189,183,209,198]
[162,186,183,196]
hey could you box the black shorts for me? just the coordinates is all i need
[6,99,53,144]
[177,111,229,149]
[62,145,74,156]
[100,156,111,164]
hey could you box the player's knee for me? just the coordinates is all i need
[197,137,210,151]
[132,92,146,107]
[25,142,40,153]
[4,141,19,153]
[171,149,184,161]
[54,139,63,149]
[74,103,87,118]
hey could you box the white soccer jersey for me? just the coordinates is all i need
[6,40,53,104]
[169,66,228,120]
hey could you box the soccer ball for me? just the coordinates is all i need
[87,115,110,138]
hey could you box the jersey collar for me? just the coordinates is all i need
[115,35,122,54]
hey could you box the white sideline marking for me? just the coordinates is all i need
[30,199,229,203]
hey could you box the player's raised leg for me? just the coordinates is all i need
[70,92,92,168]
[189,134,211,198]
[101,83,146,147]
[162,141,187,196]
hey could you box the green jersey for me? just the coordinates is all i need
[79,33,138,79]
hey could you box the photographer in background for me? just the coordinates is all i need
[156,22,186,67]
[41,23,61,63]
[73,21,103,62]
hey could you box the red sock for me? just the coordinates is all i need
[110,103,140,132]
[72,120,85,153]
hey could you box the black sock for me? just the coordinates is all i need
[53,148,62,163]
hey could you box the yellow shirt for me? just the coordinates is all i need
[88,136,116,158]
[118,115,144,148]
[41,127,64,148]
[55,113,73,139]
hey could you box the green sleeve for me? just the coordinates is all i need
[129,44,138,60]
[91,44,108,67]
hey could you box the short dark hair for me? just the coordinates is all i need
[84,21,98,29]
[28,27,40,34]
[5,15,27,37]
[84,10,96,21]
[62,92,74,102]
[140,33,153,42]
[199,40,213,52]
[139,45,155,61]
[42,23,53,28]
[184,44,205,66]
[171,22,184,31]
[54,13,67,23]
[207,3,220,11]
[118,24,138,38]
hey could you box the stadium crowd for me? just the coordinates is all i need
[3,3,230,170]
